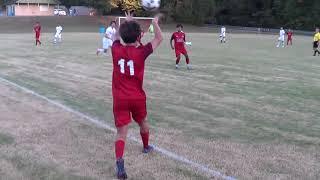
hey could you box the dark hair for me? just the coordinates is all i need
[119,21,141,44]
[176,24,183,28]
[110,21,116,26]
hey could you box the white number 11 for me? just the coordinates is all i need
[118,59,134,76]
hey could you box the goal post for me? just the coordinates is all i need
[118,17,154,33]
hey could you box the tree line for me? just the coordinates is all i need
[163,0,320,30]
[1,0,319,30]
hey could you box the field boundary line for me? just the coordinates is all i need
[0,76,236,180]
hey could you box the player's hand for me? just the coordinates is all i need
[152,13,163,24]
[125,11,134,22]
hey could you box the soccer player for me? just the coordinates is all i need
[313,28,320,56]
[96,21,117,56]
[170,24,191,70]
[111,12,163,179]
[33,22,41,46]
[277,27,285,48]
[220,26,226,43]
[287,29,293,46]
[54,24,63,44]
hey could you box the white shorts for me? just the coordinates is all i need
[55,33,62,39]
[103,38,113,49]
[278,36,285,41]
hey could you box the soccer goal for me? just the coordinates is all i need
[118,17,154,33]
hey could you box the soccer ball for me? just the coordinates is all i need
[141,0,161,11]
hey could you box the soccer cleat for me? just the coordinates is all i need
[187,65,192,70]
[143,145,154,154]
[175,65,179,69]
[116,158,128,179]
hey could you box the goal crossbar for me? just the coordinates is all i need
[118,16,154,26]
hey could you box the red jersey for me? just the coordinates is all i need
[34,25,41,33]
[111,40,153,100]
[287,32,293,39]
[171,31,186,50]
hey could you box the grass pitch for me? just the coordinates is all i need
[0,30,319,179]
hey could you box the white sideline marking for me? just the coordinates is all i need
[0,77,236,180]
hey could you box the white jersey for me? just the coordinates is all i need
[221,27,226,37]
[279,30,285,37]
[279,29,285,41]
[56,26,63,34]
[102,26,116,49]
[105,26,116,41]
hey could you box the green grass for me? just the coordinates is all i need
[1,33,320,145]
[0,32,319,178]
[5,74,113,122]
[0,133,14,145]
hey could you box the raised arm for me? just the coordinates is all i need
[150,14,163,50]
[114,12,133,41]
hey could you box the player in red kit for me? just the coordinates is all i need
[111,12,163,179]
[287,29,293,46]
[171,24,191,70]
[33,22,42,46]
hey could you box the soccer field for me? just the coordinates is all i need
[0,30,319,179]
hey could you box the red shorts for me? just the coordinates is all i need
[175,48,187,57]
[35,32,40,39]
[113,99,147,128]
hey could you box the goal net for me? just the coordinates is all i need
[118,17,154,33]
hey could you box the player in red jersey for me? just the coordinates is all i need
[33,22,42,46]
[111,12,163,179]
[287,29,293,46]
[170,24,191,70]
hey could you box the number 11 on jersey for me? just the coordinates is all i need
[118,59,135,76]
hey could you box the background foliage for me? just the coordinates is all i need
[1,0,319,30]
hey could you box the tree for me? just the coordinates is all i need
[56,0,320,30]
[110,0,141,12]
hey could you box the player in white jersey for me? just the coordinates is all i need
[277,27,286,48]
[220,26,226,43]
[54,24,63,44]
[97,21,117,56]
